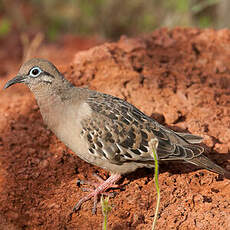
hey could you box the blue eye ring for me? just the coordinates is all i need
[29,67,42,78]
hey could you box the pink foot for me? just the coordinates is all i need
[72,173,121,214]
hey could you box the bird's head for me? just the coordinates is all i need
[4,58,63,90]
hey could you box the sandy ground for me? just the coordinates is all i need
[0,28,230,229]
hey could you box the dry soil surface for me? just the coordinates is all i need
[0,28,230,230]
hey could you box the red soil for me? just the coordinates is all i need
[0,28,230,229]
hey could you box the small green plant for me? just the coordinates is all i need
[150,138,160,230]
[101,195,112,230]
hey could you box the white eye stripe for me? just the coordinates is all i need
[29,67,42,78]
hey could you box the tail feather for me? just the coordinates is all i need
[176,132,203,144]
[186,154,230,179]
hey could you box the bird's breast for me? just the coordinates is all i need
[39,99,95,163]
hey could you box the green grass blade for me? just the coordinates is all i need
[149,138,160,230]
[101,195,112,230]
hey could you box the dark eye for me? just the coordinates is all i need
[29,67,42,78]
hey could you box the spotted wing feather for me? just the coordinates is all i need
[80,92,204,165]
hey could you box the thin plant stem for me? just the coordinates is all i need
[101,195,112,230]
[150,138,160,230]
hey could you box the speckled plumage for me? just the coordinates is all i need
[80,91,205,173]
[4,58,230,213]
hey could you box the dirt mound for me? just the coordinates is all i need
[0,28,230,229]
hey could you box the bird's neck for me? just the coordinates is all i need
[29,78,75,115]
[30,78,72,101]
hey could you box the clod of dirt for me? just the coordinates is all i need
[0,28,230,229]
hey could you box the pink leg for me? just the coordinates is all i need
[72,173,121,214]
[80,173,120,189]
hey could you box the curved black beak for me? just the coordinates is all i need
[4,75,26,89]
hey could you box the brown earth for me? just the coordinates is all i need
[0,28,230,230]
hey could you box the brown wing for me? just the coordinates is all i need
[79,91,204,165]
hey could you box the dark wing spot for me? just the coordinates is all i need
[120,137,134,148]
[120,117,130,125]
[97,149,107,158]
[116,147,121,154]
[89,148,94,154]
[91,143,96,149]
[96,141,103,148]
[114,126,119,135]
[151,128,167,139]
[119,129,126,137]
[131,148,142,155]
[121,105,128,113]
[128,128,136,140]
[105,132,115,143]
[113,109,120,114]
[109,138,115,143]
[98,130,103,135]
[105,132,112,140]
[87,134,93,142]
[133,120,138,126]
[124,153,132,158]
[108,112,118,120]
[125,115,133,122]
[113,153,120,162]
[141,130,148,139]
[139,145,148,152]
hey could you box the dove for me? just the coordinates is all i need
[4,58,230,213]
